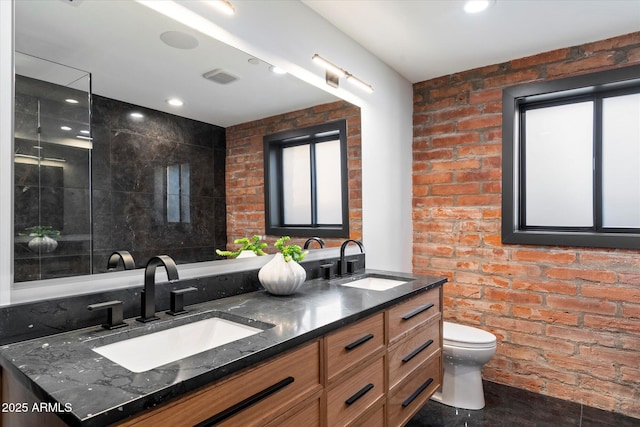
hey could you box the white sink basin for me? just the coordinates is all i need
[93,317,263,373]
[339,277,408,291]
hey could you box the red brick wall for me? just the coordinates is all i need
[413,32,640,417]
[225,101,361,251]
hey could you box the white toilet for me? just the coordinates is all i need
[431,321,497,410]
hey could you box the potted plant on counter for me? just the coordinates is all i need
[258,236,308,296]
[216,235,267,258]
[21,225,60,254]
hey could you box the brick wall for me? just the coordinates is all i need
[225,101,361,251]
[413,32,640,417]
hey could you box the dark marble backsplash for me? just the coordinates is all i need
[0,254,364,346]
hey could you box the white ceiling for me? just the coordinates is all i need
[14,0,339,127]
[303,0,640,83]
[14,0,640,128]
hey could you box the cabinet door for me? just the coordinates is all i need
[326,356,385,427]
[264,395,321,427]
[387,287,440,345]
[388,316,440,390]
[387,354,441,427]
[325,313,385,382]
[120,341,321,427]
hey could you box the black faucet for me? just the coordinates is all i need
[303,237,325,249]
[137,255,179,323]
[339,239,365,276]
[107,251,135,271]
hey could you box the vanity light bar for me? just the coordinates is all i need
[346,74,374,94]
[311,54,373,93]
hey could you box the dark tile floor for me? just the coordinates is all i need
[407,381,640,427]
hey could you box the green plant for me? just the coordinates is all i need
[20,225,60,238]
[216,235,267,258]
[274,236,308,262]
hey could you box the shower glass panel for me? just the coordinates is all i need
[14,53,92,282]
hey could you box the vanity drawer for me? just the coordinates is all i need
[264,394,321,427]
[120,341,321,427]
[325,312,385,381]
[326,355,385,427]
[388,316,441,390]
[387,287,440,345]
[387,354,442,427]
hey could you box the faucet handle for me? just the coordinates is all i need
[320,263,334,280]
[347,259,359,274]
[88,300,127,330]
[167,287,198,316]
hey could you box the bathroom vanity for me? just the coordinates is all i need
[0,271,445,427]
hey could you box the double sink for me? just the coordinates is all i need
[91,274,409,373]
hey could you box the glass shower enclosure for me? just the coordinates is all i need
[14,52,92,282]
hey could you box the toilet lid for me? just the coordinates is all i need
[443,321,496,347]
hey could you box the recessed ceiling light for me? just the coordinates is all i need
[464,0,494,13]
[65,98,79,104]
[60,126,72,131]
[166,98,184,107]
[160,31,199,50]
[130,112,144,119]
[76,135,93,141]
[248,58,260,65]
[269,65,287,75]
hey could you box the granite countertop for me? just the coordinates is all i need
[0,269,446,427]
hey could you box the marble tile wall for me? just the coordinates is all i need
[91,95,227,274]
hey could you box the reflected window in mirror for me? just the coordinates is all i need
[264,120,349,238]
[502,64,640,249]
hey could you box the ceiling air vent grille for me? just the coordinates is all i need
[203,69,239,85]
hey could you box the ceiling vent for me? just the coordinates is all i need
[202,69,239,85]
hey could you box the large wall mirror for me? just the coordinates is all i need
[12,1,360,293]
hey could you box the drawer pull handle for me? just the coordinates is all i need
[402,303,435,321]
[195,376,294,426]
[345,333,374,351]
[345,383,374,406]
[402,339,434,363]
[402,377,433,408]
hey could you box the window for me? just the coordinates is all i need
[264,120,349,237]
[154,163,190,224]
[502,65,640,249]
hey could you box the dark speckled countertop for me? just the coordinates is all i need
[0,270,446,427]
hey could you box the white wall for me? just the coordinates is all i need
[172,0,414,272]
[0,0,414,303]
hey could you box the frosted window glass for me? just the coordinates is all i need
[525,102,594,227]
[167,164,180,223]
[602,93,640,227]
[315,140,342,224]
[282,145,311,224]
[180,164,191,224]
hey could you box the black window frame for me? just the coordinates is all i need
[502,64,640,249]
[263,120,349,238]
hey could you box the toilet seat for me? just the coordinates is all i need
[443,321,496,349]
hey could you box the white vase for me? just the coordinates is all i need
[236,250,257,258]
[258,253,306,295]
[28,235,58,253]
